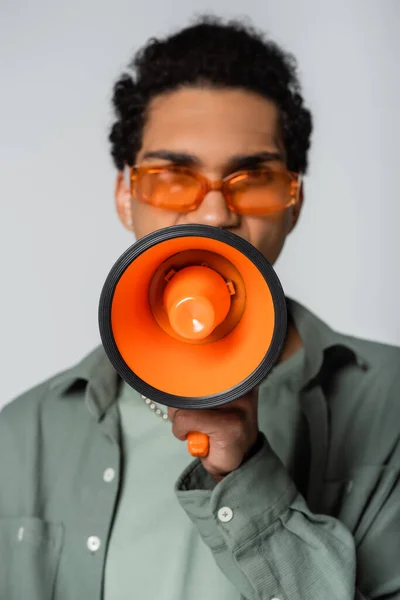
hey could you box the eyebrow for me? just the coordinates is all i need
[140,150,284,173]
[142,150,201,167]
[227,151,284,173]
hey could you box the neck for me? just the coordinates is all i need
[278,320,303,364]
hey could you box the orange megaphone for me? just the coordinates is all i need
[98,224,287,457]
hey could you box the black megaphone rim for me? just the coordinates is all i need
[98,224,287,409]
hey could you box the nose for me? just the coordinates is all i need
[184,190,241,229]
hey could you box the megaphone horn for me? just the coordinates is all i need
[98,224,287,457]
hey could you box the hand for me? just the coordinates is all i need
[168,388,260,482]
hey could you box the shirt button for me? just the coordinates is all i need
[103,467,115,483]
[87,536,101,553]
[17,526,24,541]
[271,597,281,600]
[217,507,234,523]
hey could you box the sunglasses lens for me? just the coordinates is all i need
[135,169,202,212]
[227,171,297,215]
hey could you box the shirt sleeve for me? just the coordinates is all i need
[175,433,400,600]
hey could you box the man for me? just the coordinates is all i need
[0,15,399,600]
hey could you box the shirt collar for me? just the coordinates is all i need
[50,345,119,419]
[50,299,369,418]
[287,298,369,387]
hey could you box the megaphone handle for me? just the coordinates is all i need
[187,431,210,457]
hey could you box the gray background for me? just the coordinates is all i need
[1,0,399,407]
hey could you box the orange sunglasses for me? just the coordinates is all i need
[130,165,301,216]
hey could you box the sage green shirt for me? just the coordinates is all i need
[1,299,399,600]
[104,349,305,600]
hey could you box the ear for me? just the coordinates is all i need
[115,169,134,231]
[289,179,304,233]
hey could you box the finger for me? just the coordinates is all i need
[167,388,258,419]
[168,388,259,441]
[167,406,179,421]
[170,406,250,442]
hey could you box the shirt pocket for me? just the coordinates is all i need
[0,516,63,600]
[321,465,397,538]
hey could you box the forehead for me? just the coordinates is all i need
[138,88,282,166]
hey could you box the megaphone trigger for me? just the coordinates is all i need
[187,431,210,458]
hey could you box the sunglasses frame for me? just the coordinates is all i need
[130,164,301,215]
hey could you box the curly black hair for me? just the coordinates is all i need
[109,16,313,173]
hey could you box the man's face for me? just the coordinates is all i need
[115,87,302,264]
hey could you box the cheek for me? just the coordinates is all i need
[130,200,180,239]
[244,211,292,264]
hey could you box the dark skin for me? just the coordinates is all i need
[115,87,304,482]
